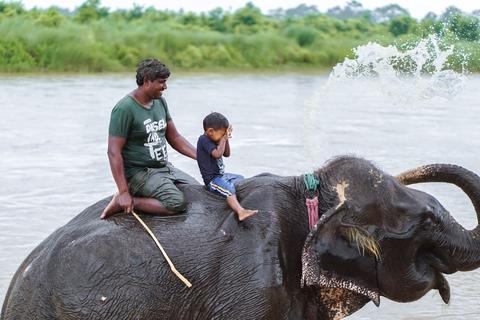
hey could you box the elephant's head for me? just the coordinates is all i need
[301,157,480,317]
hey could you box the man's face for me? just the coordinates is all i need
[145,77,168,99]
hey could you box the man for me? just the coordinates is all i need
[101,58,198,219]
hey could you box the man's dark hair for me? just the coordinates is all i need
[203,112,229,131]
[136,58,171,86]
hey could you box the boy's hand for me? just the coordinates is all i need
[227,125,233,138]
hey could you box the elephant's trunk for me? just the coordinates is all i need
[397,164,480,272]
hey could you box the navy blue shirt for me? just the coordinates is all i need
[196,134,225,185]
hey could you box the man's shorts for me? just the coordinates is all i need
[207,173,244,198]
[128,163,199,212]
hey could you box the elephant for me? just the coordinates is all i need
[2,156,480,319]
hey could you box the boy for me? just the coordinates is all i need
[197,112,257,221]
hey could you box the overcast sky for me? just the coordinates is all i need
[20,1,479,19]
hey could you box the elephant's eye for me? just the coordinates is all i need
[422,212,438,228]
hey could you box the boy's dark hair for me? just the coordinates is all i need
[203,112,229,131]
[136,58,170,86]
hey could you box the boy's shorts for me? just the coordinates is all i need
[207,173,244,198]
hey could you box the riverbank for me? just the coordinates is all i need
[1,3,479,73]
[0,65,333,78]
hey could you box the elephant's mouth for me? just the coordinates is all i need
[301,249,380,317]
[302,266,380,307]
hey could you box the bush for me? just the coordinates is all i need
[0,3,480,72]
[36,7,64,27]
[285,25,318,47]
[389,16,417,37]
[0,38,35,71]
[174,45,204,68]
[448,14,480,41]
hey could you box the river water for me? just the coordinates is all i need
[1,72,479,319]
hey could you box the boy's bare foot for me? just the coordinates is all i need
[238,208,258,221]
[101,194,123,219]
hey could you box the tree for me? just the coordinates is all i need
[230,2,265,33]
[267,8,285,19]
[372,4,410,23]
[36,7,64,27]
[207,7,229,32]
[284,4,319,18]
[0,1,25,16]
[419,15,443,36]
[178,12,200,26]
[388,16,417,36]
[448,13,480,41]
[326,1,365,20]
[440,6,463,22]
[423,12,437,21]
[125,4,144,21]
[75,0,109,23]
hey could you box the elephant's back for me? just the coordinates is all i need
[2,186,251,319]
[1,198,126,318]
[2,178,288,319]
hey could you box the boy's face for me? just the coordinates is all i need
[206,127,227,143]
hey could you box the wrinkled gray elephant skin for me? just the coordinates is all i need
[3,156,480,319]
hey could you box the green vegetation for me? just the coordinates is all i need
[0,0,479,73]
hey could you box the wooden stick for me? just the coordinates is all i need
[131,210,192,288]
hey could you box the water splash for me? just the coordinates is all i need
[303,35,470,164]
[326,35,467,104]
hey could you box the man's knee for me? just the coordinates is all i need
[163,193,187,213]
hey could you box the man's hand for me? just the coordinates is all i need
[117,191,134,213]
[101,191,133,219]
[227,125,233,139]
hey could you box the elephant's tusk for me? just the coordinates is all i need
[131,210,192,288]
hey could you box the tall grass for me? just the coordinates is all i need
[0,21,367,72]
[0,10,478,73]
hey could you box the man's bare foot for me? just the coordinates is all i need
[100,194,123,219]
[237,208,258,221]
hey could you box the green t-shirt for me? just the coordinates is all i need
[109,95,172,179]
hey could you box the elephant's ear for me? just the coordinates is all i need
[301,203,380,318]
[301,203,379,294]
[301,204,344,288]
